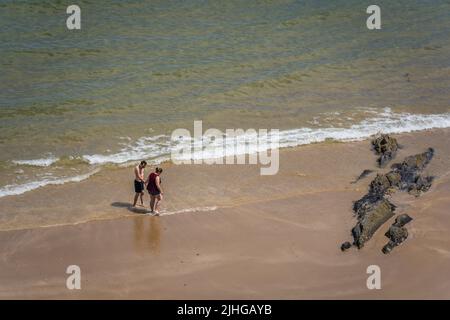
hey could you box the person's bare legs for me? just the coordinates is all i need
[154,194,163,214]
[132,193,140,207]
[139,192,144,206]
[150,195,156,213]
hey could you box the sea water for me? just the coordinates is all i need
[1,0,449,197]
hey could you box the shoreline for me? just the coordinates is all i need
[0,127,449,232]
[2,107,450,199]
[0,127,449,298]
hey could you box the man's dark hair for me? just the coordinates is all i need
[155,167,163,173]
[140,160,147,166]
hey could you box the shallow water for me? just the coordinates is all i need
[0,0,449,197]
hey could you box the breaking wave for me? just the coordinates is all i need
[2,108,450,198]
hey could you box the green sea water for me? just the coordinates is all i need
[0,0,449,197]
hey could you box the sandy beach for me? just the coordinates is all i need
[0,128,449,299]
[2,0,450,303]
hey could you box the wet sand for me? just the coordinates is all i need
[0,128,449,299]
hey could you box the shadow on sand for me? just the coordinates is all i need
[111,202,149,214]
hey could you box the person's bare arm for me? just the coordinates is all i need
[134,167,140,181]
[139,169,145,182]
[155,176,163,194]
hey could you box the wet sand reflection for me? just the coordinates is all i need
[133,215,161,254]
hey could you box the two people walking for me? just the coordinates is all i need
[133,161,164,215]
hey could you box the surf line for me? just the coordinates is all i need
[170,120,280,175]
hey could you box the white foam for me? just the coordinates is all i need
[83,135,171,165]
[158,206,219,216]
[2,109,449,198]
[173,108,450,161]
[0,169,100,198]
[12,156,58,167]
[276,108,450,149]
[81,109,450,165]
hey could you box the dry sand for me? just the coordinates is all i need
[0,128,449,299]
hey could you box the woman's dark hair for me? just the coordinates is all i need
[155,167,163,173]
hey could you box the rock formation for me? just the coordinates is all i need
[371,134,399,167]
[382,214,413,254]
[341,140,435,252]
[352,198,395,249]
[391,147,435,196]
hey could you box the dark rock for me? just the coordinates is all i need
[372,134,399,167]
[368,174,392,195]
[396,148,434,171]
[353,192,383,217]
[348,148,434,251]
[372,134,398,155]
[382,243,393,254]
[379,152,395,167]
[408,175,434,196]
[351,169,374,184]
[393,214,413,228]
[341,241,352,251]
[382,215,413,254]
[352,198,396,249]
[353,192,391,218]
[391,148,434,195]
[386,171,401,187]
[385,225,408,243]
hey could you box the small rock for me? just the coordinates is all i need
[382,215,413,254]
[341,242,352,251]
[382,243,393,254]
[393,214,413,228]
[386,225,408,243]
